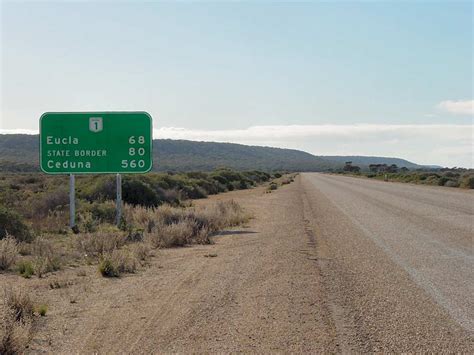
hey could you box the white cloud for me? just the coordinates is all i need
[154,124,469,142]
[0,129,38,135]
[437,100,474,115]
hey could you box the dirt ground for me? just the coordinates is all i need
[2,174,473,353]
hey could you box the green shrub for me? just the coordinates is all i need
[0,206,33,242]
[122,178,161,207]
[181,184,208,199]
[269,183,278,190]
[82,201,116,224]
[36,304,48,316]
[78,176,115,202]
[438,176,450,186]
[465,176,474,189]
[98,257,119,277]
[17,260,34,278]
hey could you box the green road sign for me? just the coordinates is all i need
[40,112,153,174]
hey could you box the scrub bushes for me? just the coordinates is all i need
[122,200,250,249]
[1,288,35,354]
[0,206,33,242]
[0,236,18,271]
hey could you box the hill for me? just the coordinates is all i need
[0,134,428,172]
[0,134,336,172]
[154,139,337,171]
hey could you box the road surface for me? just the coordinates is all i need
[301,173,473,351]
[28,173,473,353]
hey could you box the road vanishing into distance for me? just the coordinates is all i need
[35,173,473,353]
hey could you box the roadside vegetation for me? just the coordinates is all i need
[0,168,295,350]
[0,168,291,280]
[1,288,35,354]
[0,168,278,278]
[335,165,474,189]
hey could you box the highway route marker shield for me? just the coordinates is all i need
[40,112,153,174]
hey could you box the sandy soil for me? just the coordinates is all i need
[2,173,473,353]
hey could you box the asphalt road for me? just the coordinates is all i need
[302,173,474,338]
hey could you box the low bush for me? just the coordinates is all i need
[31,237,62,277]
[36,210,68,234]
[0,206,33,242]
[444,180,459,188]
[98,257,119,277]
[462,176,474,189]
[122,178,161,207]
[130,243,151,263]
[98,249,137,277]
[30,188,69,218]
[77,211,99,233]
[16,260,34,278]
[1,288,34,354]
[84,201,116,224]
[78,175,115,202]
[0,236,18,271]
[36,304,48,317]
[268,183,278,191]
[123,200,249,248]
[76,231,127,256]
[4,288,34,322]
[151,221,193,248]
[438,176,450,186]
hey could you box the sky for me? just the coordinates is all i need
[0,0,472,167]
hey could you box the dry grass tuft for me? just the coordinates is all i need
[76,231,127,256]
[155,221,194,248]
[130,243,152,263]
[125,200,250,248]
[0,236,18,271]
[16,260,34,279]
[1,288,35,354]
[4,288,34,322]
[98,249,138,277]
[31,237,62,277]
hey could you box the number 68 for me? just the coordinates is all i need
[128,136,145,144]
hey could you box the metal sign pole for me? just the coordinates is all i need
[116,173,122,226]
[69,174,75,228]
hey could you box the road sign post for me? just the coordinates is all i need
[69,174,75,228]
[116,174,122,226]
[40,112,153,229]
